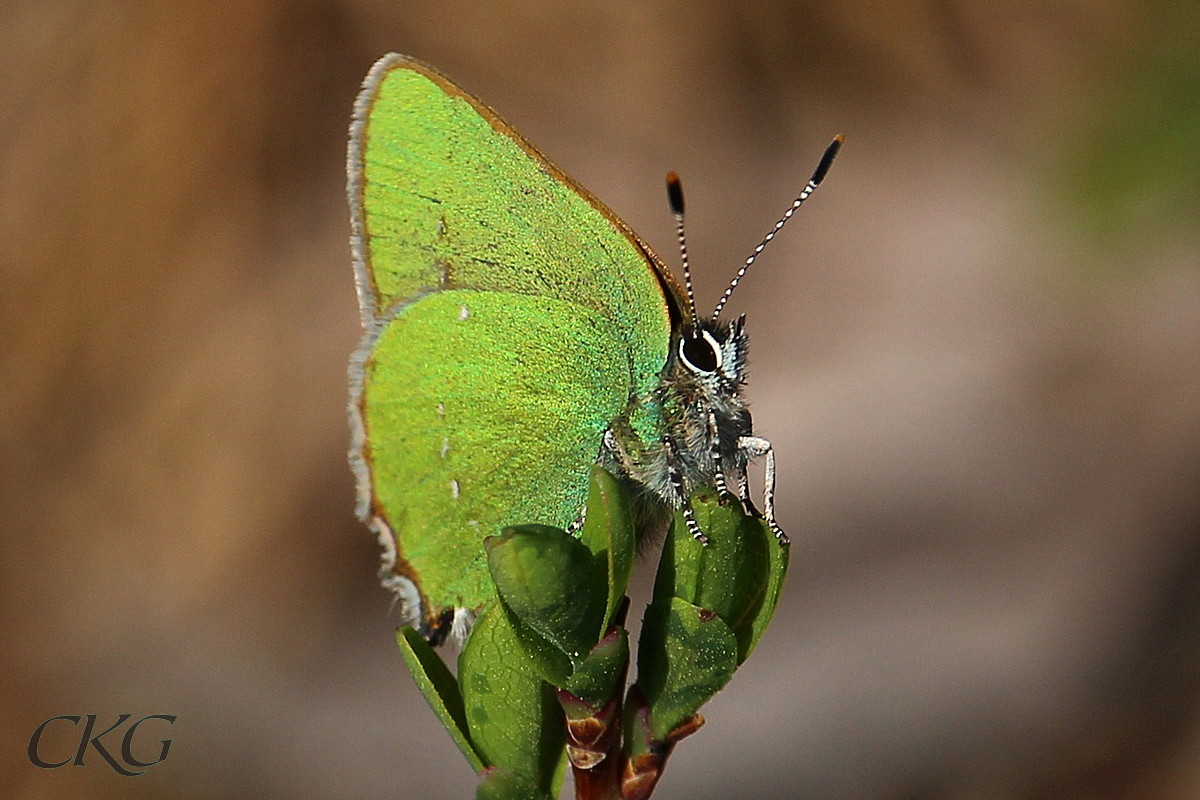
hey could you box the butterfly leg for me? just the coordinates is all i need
[570,428,632,534]
[738,435,789,545]
[601,428,627,468]
[450,608,477,643]
[709,408,758,516]
[737,470,750,505]
[727,466,755,518]
[663,437,708,545]
[706,408,736,504]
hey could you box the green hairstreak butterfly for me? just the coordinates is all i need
[348,53,841,642]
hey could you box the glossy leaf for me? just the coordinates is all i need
[459,603,565,792]
[636,596,739,741]
[486,524,608,666]
[562,627,629,712]
[654,490,778,661]
[476,766,555,800]
[578,466,636,636]
[500,598,575,688]
[395,626,485,772]
[741,516,790,663]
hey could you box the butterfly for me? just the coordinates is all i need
[347,54,841,642]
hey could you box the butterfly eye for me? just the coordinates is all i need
[680,330,722,374]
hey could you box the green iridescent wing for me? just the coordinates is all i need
[348,54,680,631]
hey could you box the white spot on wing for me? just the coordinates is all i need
[458,305,470,320]
[451,479,460,499]
[440,437,449,459]
[436,403,445,417]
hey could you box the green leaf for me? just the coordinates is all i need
[578,466,636,636]
[636,596,739,741]
[486,524,608,666]
[395,626,485,772]
[459,603,565,792]
[548,747,568,798]
[476,766,555,800]
[498,597,575,688]
[654,490,778,661]
[562,627,629,712]
[741,517,790,663]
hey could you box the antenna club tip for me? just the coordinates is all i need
[666,172,685,215]
[810,135,844,186]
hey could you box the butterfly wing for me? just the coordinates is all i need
[348,54,680,627]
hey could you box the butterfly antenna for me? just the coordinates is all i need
[666,172,699,328]
[711,134,844,321]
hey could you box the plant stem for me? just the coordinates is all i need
[572,751,622,800]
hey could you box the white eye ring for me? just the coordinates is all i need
[679,329,723,374]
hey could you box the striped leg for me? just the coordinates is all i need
[664,437,707,544]
[706,408,734,502]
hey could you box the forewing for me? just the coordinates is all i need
[349,54,675,388]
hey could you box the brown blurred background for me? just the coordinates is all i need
[3,1,1199,798]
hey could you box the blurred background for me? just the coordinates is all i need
[3,1,1199,798]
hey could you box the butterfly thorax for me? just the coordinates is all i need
[603,314,752,514]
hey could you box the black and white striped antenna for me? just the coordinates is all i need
[665,171,699,328]
[710,134,844,321]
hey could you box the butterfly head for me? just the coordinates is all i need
[677,315,748,391]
